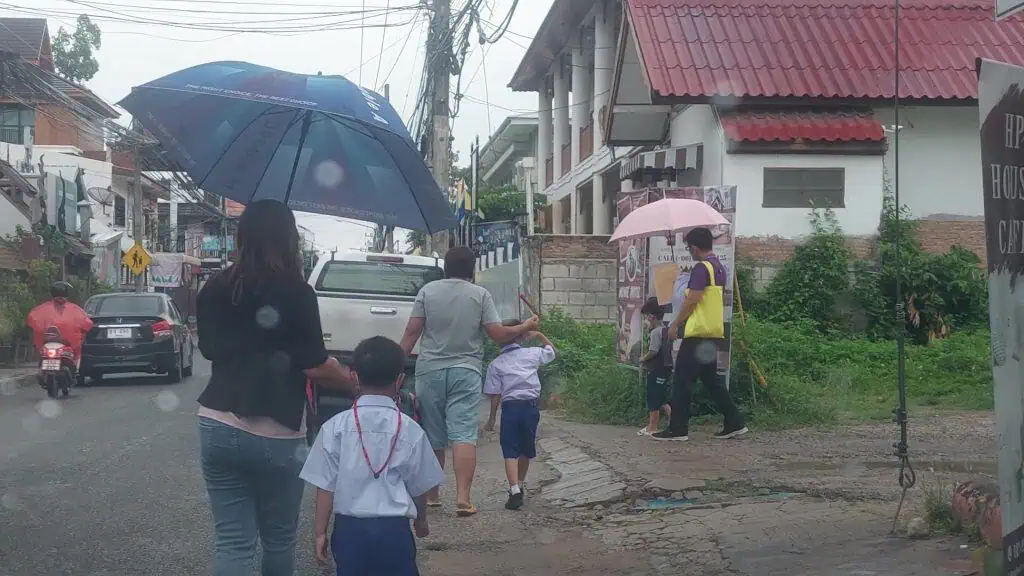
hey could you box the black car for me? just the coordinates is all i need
[80,292,195,384]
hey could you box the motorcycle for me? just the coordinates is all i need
[37,326,76,398]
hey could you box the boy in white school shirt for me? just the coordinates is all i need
[301,336,445,576]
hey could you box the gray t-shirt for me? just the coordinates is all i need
[411,278,501,376]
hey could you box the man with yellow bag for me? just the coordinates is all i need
[652,227,748,442]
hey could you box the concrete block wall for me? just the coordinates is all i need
[540,261,617,321]
[522,235,617,323]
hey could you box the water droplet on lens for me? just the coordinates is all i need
[255,306,281,329]
[294,443,310,462]
[155,390,180,412]
[21,415,40,433]
[37,399,61,419]
[694,341,718,365]
[269,350,291,372]
[2,492,20,510]
[314,160,344,188]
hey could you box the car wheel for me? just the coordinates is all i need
[182,344,194,378]
[76,372,87,388]
[167,352,184,384]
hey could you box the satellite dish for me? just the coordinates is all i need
[86,186,114,206]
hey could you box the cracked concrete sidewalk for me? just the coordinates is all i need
[535,411,994,575]
[419,404,991,575]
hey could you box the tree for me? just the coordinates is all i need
[52,15,102,83]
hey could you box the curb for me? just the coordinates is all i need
[0,372,37,395]
[952,479,1002,549]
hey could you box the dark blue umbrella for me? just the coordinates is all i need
[118,61,455,233]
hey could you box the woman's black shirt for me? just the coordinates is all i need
[196,270,328,431]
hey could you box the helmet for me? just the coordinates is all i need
[49,281,72,299]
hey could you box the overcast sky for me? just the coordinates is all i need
[17,0,549,252]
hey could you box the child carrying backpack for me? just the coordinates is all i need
[637,297,673,436]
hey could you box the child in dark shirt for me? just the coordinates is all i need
[637,297,672,436]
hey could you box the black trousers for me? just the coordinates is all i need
[668,337,745,435]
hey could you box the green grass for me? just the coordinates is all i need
[528,310,993,430]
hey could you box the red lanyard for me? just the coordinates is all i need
[352,399,402,480]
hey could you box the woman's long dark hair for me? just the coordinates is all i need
[226,199,303,303]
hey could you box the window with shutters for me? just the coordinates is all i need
[762,168,845,208]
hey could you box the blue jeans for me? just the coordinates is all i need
[199,417,307,576]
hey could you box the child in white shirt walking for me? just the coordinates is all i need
[300,336,444,576]
[484,327,557,510]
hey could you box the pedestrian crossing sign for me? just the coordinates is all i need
[122,241,152,276]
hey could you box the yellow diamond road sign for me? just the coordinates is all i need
[122,241,151,276]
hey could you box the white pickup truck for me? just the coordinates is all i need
[305,251,444,441]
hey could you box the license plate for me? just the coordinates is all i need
[41,359,61,371]
[107,328,132,339]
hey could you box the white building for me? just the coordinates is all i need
[512,0,1024,264]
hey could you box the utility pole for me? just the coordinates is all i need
[132,123,145,293]
[375,84,396,253]
[426,0,451,256]
[220,195,228,267]
[470,135,479,248]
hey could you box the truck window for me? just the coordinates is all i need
[315,262,443,297]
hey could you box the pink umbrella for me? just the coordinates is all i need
[609,198,729,243]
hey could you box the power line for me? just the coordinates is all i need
[373,0,392,90]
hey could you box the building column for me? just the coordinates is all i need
[593,1,614,151]
[552,57,569,184]
[551,195,565,234]
[536,85,552,235]
[571,37,589,236]
[593,172,610,235]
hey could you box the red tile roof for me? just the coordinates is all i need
[720,110,886,141]
[627,0,1024,101]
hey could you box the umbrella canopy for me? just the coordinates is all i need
[119,61,456,233]
[609,198,729,243]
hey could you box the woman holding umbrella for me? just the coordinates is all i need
[195,199,355,575]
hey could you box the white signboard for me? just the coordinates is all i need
[978,58,1024,573]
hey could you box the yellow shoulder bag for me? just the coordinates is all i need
[683,260,725,339]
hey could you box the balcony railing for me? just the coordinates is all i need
[560,143,570,177]
[580,122,593,161]
[545,156,553,188]
[0,126,23,145]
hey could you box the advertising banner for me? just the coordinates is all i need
[979,58,1024,575]
[647,186,738,380]
[150,254,184,288]
[472,220,521,260]
[615,191,650,365]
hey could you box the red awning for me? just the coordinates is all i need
[719,111,885,143]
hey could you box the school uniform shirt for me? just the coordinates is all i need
[300,394,444,519]
[484,344,557,401]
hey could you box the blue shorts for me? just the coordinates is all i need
[415,367,482,450]
[331,514,418,576]
[500,399,540,459]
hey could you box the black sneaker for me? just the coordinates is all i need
[714,426,749,439]
[650,430,689,441]
[505,490,524,510]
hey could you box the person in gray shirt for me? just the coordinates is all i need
[400,246,538,517]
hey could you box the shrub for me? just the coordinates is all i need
[759,210,853,332]
[852,197,988,342]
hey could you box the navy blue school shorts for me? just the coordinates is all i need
[331,514,418,576]
[646,370,671,412]
[500,399,541,459]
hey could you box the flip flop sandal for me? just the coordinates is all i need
[426,499,442,508]
[455,504,478,517]
[636,427,650,436]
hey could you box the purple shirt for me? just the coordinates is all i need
[687,254,727,291]
[484,344,557,401]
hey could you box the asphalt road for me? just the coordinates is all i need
[0,355,328,576]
